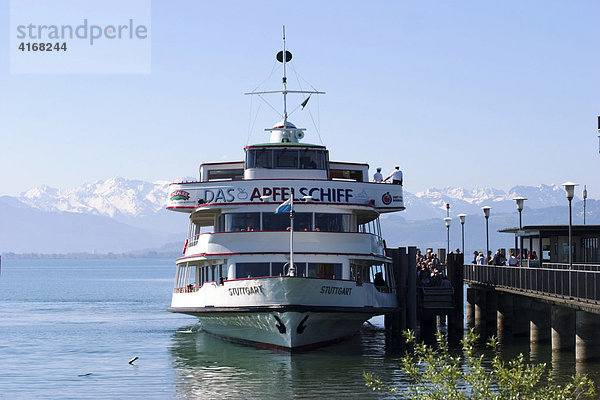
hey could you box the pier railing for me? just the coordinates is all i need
[464,264,600,303]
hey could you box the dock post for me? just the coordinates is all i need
[447,253,464,338]
[530,300,551,344]
[496,292,513,343]
[474,288,487,334]
[397,247,407,334]
[385,247,406,343]
[575,311,600,362]
[466,287,475,327]
[485,290,498,337]
[512,295,530,339]
[551,305,575,352]
[407,246,417,333]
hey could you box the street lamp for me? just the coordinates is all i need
[482,206,491,261]
[446,203,450,218]
[562,181,578,266]
[458,214,466,255]
[583,185,587,225]
[444,217,452,256]
[513,197,527,266]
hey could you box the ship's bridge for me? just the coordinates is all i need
[244,142,328,180]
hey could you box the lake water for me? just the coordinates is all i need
[0,258,597,399]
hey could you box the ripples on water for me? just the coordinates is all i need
[0,259,597,399]
[169,322,408,399]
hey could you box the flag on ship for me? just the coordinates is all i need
[275,198,293,214]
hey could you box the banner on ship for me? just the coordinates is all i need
[167,181,404,209]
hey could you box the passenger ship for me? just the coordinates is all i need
[166,30,405,350]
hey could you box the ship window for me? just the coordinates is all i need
[358,217,381,236]
[207,169,244,180]
[247,148,327,170]
[247,148,273,169]
[262,212,312,231]
[315,213,351,232]
[236,262,270,279]
[274,149,299,168]
[370,264,386,283]
[225,213,260,232]
[295,213,312,231]
[272,262,286,276]
[308,263,342,279]
[299,149,326,170]
[272,262,306,277]
[262,212,291,231]
[330,169,363,181]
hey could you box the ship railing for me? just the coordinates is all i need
[184,230,386,256]
[187,234,200,247]
[174,285,200,293]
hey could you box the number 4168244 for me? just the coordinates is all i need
[18,42,67,51]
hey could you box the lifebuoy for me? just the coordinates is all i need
[183,239,188,254]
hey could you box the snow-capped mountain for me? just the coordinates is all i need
[17,179,588,222]
[2,178,595,255]
[20,177,169,218]
[18,177,190,234]
[403,184,579,220]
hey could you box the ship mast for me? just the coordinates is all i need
[282,26,288,127]
[245,26,324,143]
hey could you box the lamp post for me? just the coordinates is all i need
[482,206,491,262]
[583,185,587,225]
[444,217,452,257]
[514,197,527,266]
[458,214,466,255]
[446,203,450,218]
[562,182,578,298]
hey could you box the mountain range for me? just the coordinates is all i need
[1,178,597,255]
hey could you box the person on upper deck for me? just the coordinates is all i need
[373,167,383,183]
[383,166,403,185]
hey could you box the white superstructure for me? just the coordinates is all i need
[166,29,405,350]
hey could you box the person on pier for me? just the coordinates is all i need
[484,250,492,265]
[508,251,518,266]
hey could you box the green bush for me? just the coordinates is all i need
[364,329,595,399]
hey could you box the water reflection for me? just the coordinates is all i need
[169,322,600,399]
[169,324,407,399]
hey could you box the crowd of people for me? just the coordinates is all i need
[416,249,452,287]
[471,249,538,266]
[415,246,540,288]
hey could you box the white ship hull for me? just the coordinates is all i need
[168,277,397,350]
[188,311,372,350]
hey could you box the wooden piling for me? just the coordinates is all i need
[447,253,464,337]
[407,246,417,333]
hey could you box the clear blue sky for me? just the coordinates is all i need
[1,0,599,198]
